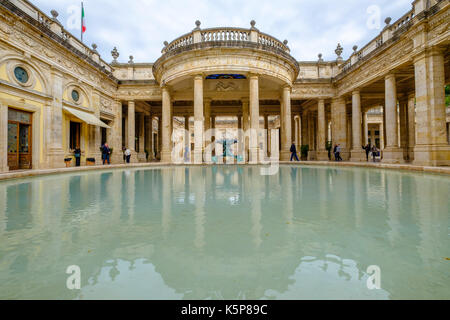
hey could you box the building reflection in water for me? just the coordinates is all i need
[0,166,449,299]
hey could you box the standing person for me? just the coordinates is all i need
[102,143,111,165]
[74,147,81,167]
[363,144,371,162]
[336,144,343,161]
[290,143,299,161]
[124,148,131,164]
[371,145,378,162]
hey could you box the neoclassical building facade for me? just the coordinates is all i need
[0,0,449,172]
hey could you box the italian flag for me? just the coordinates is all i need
[81,2,86,34]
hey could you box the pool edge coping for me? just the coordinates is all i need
[0,161,449,181]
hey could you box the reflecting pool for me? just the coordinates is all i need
[0,165,449,299]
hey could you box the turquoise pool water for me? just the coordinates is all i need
[0,165,449,300]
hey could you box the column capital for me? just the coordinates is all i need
[248,73,259,80]
[385,73,396,81]
[241,97,249,104]
[128,100,135,107]
[331,96,346,104]
[194,74,204,81]
[413,46,445,64]
[204,97,212,104]
[352,90,361,96]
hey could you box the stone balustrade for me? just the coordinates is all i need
[161,23,290,55]
[202,28,250,42]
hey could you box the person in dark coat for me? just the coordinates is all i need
[363,144,371,161]
[101,143,111,165]
[74,147,81,167]
[290,143,299,161]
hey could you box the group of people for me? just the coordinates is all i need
[288,142,380,163]
[363,144,380,162]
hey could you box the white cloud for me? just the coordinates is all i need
[30,0,412,63]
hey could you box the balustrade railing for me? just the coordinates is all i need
[162,24,290,54]
[202,28,250,42]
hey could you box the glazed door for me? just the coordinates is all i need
[7,121,32,170]
[18,124,32,169]
[7,122,19,170]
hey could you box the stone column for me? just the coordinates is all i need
[383,74,404,163]
[145,115,153,161]
[301,111,308,148]
[317,99,328,160]
[0,103,8,172]
[242,99,249,162]
[110,101,123,164]
[331,97,349,160]
[264,114,269,158]
[249,75,260,163]
[296,115,301,151]
[204,98,211,145]
[127,101,137,163]
[407,94,416,162]
[399,97,409,161]
[350,91,365,161]
[363,110,369,145]
[48,70,65,168]
[161,86,173,162]
[137,113,146,162]
[157,117,162,159]
[193,75,204,164]
[204,98,212,162]
[413,48,450,166]
[280,85,292,161]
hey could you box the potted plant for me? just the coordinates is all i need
[64,158,72,167]
[86,158,96,166]
[300,145,309,161]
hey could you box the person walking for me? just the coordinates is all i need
[333,144,338,161]
[336,144,343,161]
[101,143,111,165]
[290,143,300,161]
[124,148,131,164]
[363,144,371,161]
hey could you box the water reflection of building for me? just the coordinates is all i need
[0,167,449,299]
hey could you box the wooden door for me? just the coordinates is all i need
[7,122,19,170]
[18,124,32,169]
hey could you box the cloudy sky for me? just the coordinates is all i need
[30,0,412,63]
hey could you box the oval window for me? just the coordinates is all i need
[14,66,29,84]
[71,90,80,102]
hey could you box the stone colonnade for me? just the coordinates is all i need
[119,48,449,165]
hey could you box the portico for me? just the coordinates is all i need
[0,0,449,171]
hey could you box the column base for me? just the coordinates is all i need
[408,147,415,162]
[412,144,450,166]
[307,151,317,161]
[48,148,66,168]
[193,150,203,164]
[350,150,366,162]
[161,150,172,163]
[137,152,147,162]
[382,147,405,164]
[249,148,259,164]
[280,150,290,161]
[317,150,329,161]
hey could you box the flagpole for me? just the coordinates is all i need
[81,1,83,43]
